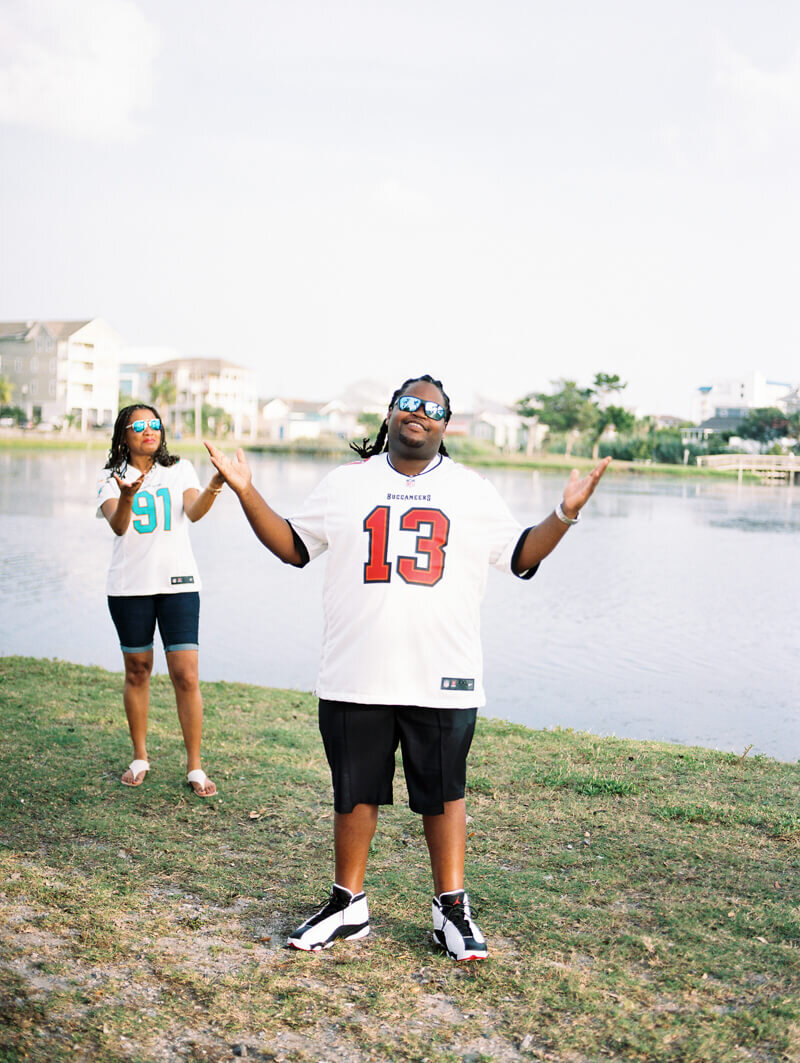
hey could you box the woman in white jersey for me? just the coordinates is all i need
[205,375,610,960]
[97,404,225,797]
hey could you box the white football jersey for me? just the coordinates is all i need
[96,459,202,596]
[289,453,535,708]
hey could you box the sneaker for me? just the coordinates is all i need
[287,884,370,952]
[432,889,488,961]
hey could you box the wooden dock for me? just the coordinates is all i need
[696,453,800,484]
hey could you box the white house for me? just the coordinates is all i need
[0,319,121,430]
[693,372,796,424]
[119,362,153,405]
[258,398,361,443]
[148,358,258,439]
[468,398,531,452]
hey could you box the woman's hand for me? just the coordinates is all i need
[113,471,146,499]
[102,471,146,535]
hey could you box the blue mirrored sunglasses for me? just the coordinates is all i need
[397,395,447,421]
[126,418,162,433]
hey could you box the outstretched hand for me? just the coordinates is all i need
[113,471,145,499]
[562,457,611,518]
[203,442,252,495]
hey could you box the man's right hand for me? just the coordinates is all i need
[204,442,252,496]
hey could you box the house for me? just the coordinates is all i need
[118,362,154,405]
[693,373,795,424]
[778,385,800,415]
[687,372,800,447]
[682,408,750,446]
[0,319,121,430]
[147,357,258,439]
[258,398,361,443]
[467,398,541,453]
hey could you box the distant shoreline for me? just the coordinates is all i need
[0,431,754,480]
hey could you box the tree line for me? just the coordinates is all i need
[2,368,799,460]
[516,374,800,464]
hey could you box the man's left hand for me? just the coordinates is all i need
[561,457,611,519]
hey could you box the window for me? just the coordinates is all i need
[30,357,38,373]
[49,381,56,396]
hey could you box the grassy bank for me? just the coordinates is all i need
[1,657,798,1063]
[0,433,750,480]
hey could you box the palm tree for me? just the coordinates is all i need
[0,375,14,407]
[149,377,177,433]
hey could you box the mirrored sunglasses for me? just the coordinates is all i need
[126,419,162,433]
[397,395,446,421]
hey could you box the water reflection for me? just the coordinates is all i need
[1,450,797,762]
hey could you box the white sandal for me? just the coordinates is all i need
[122,759,149,787]
[187,769,216,797]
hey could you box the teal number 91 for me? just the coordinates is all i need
[132,488,172,533]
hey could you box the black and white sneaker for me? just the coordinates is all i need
[287,884,370,952]
[432,889,488,961]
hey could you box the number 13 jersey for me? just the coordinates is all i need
[288,453,536,709]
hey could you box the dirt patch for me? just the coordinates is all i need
[0,888,545,1063]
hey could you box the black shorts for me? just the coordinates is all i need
[318,700,478,816]
[107,592,200,654]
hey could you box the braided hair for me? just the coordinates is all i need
[350,375,452,459]
[104,404,179,475]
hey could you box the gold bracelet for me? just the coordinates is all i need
[207,484,223,495]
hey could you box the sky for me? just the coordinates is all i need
[1,0,799,419]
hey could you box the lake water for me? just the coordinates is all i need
[1,449,798,762]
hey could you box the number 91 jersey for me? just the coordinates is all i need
[288,454,535,709]
[96,459,202,595]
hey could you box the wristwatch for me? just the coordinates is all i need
[555,501,580,526]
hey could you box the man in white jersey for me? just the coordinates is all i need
[206,374,609,960]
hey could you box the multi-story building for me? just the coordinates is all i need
[147,358,258,438]
[118,362,153,405]
[693,372,795,424]
[0,319,121,429]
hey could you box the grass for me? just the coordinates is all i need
[1,656,798,1063]
[0,432,753,479]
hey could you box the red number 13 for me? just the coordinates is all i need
[363,506,450,586]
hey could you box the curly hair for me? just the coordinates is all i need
[104,404,179,474]
[349,375,451,459]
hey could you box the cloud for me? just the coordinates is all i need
[0,0,160,140]
[715,40,800,150]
